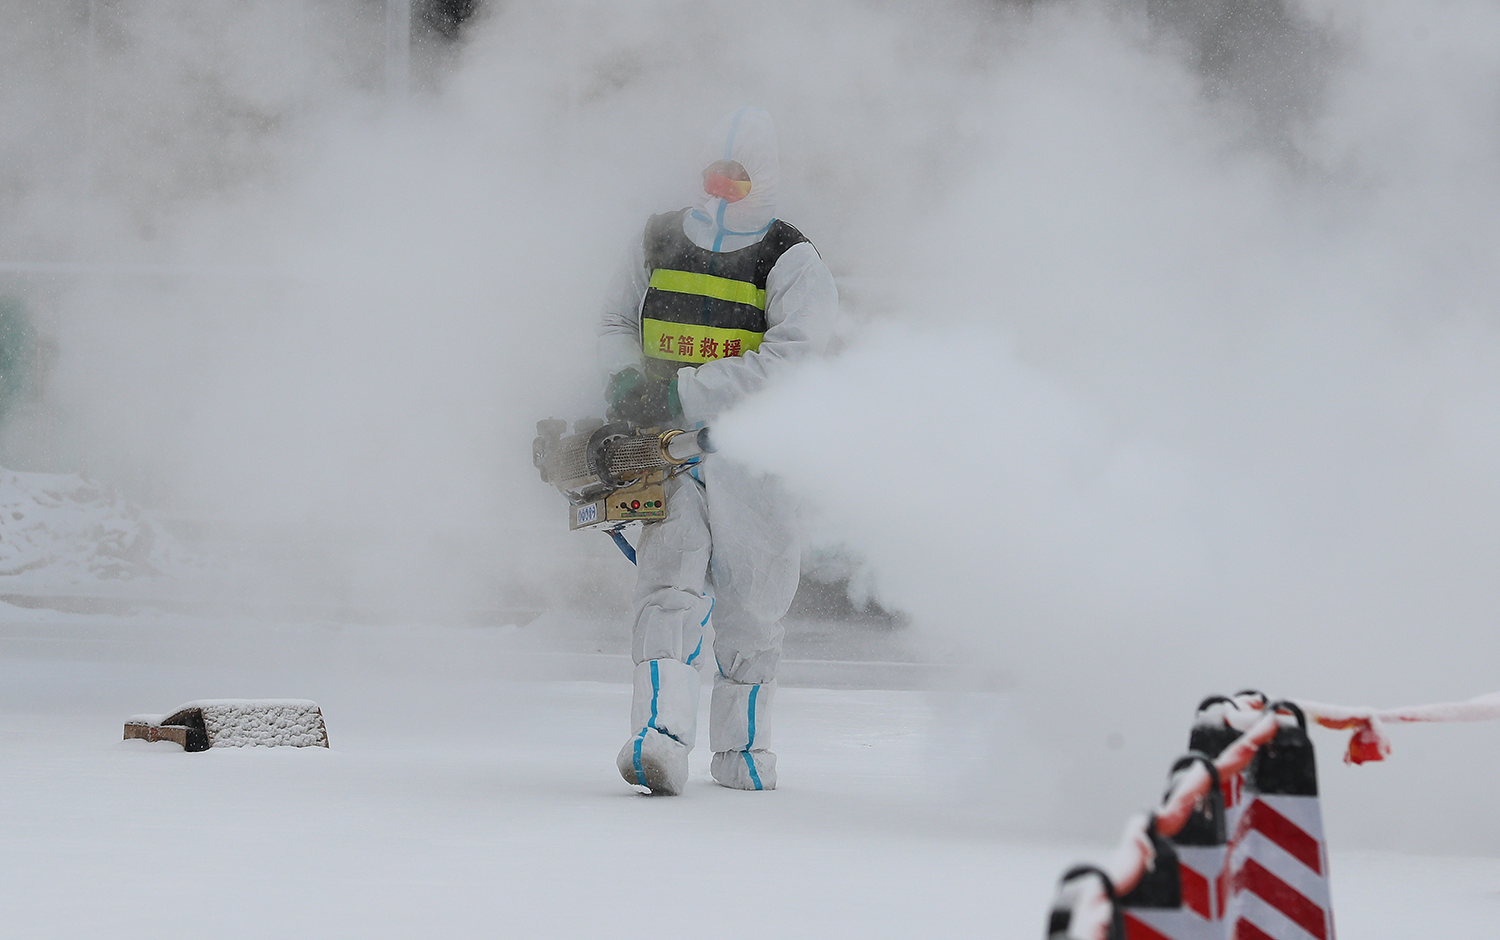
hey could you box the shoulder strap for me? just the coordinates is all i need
[643,209,691,271]
[753,219,813,284]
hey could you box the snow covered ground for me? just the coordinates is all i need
[5,2,1500,935]
[0,468,199,586]
[3,605,1496,939]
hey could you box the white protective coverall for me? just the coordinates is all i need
[598,108,838,793]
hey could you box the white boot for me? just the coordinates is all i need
[711,749,777,791]
[709,675,777,790]
[617,728,690,795]
[618,659,700,796]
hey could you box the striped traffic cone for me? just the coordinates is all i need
[1120,755,1225,940]
[1169,752,1229,930]
[1224,702,1335,940]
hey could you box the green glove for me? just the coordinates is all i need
[606,368,644,412]
[610,375,681,426]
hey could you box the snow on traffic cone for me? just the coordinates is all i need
[1048,865,1125,940]
[1224,701,1335,940]
[1120,757,1225,940]
[1189,691,1269,825]
[1187,696,1246,760]
[1120,817,1191,940]
[1122,816,1183,910]
[1170,753,1227,849]
[1168,752,1229,930]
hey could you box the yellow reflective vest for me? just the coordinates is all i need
[639,209,810,380]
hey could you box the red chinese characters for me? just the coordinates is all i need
[653,331,749,361]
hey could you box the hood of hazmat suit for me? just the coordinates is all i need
[683,107,780,254]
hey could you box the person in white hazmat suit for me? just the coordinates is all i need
[597,108,838,794]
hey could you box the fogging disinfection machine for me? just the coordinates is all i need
[533,418,712,535]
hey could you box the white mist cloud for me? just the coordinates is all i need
[713,1,1500,850]
[3,0,1498,851]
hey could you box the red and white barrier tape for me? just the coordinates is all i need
[1192,689,1500,764]
[1295,691,1500,765]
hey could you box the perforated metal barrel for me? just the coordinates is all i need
[601,434,669,485]
[539,423,671,503]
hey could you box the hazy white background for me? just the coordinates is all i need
[2,0,1498,854]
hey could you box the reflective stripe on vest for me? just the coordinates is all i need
[648,269,767,311]
[642,318,764,364]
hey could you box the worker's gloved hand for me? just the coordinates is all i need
[606,368,645,415]
[609,373,681,427]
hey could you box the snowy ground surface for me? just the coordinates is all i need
[3,605,1498,939]
[0,468,201,587]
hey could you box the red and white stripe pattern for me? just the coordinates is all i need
[1120,838,1227,940]
[1122,877,1220,939]
[1105,712,1283,940]
[1177,845,1230,923]
[1119,792,1231,939]
[1104,702,1334,940]
[1050,688,1500,939]
[1224,794,1333,940]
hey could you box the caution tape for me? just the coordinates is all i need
[1294,691,1500,764]
[1179,689,1500,764]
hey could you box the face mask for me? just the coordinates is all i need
[702,160,752,203]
